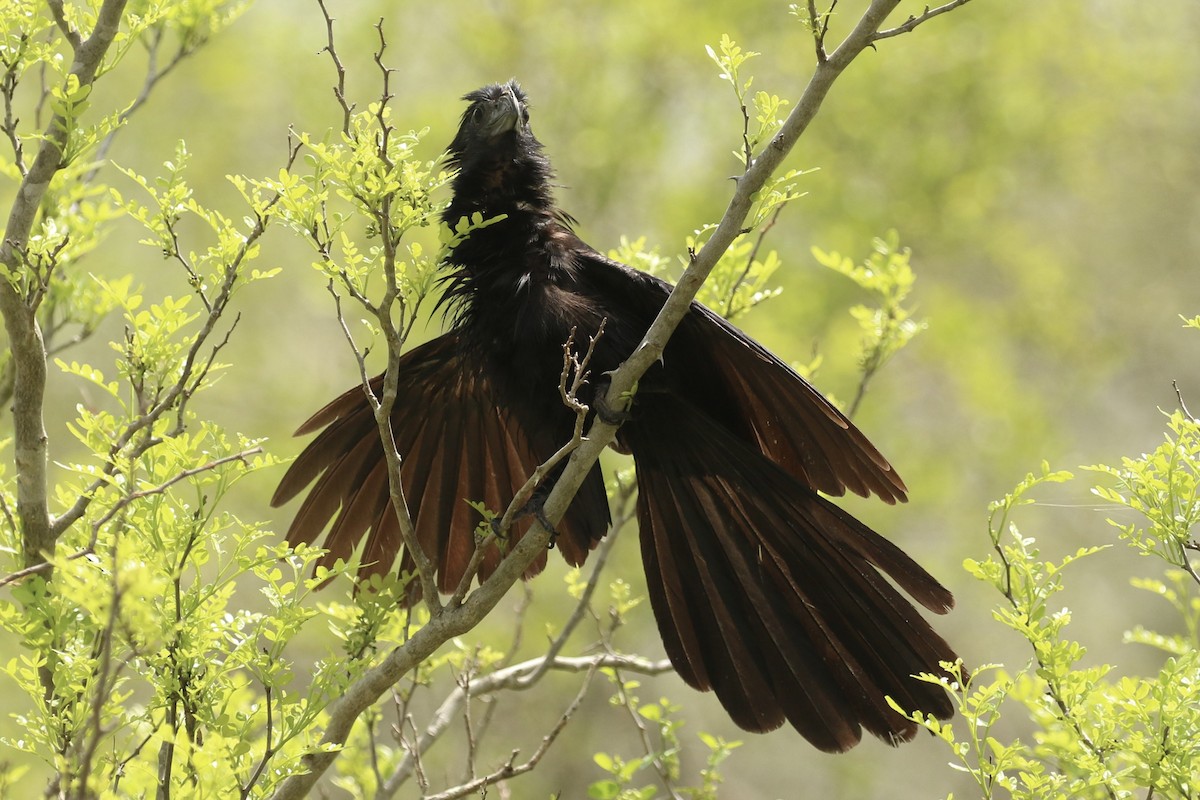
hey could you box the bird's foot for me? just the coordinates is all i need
[488,514,509,541]
[526,494,561,549]
[498,495,560,550]
[593,386,631,426]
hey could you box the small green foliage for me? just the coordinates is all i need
[813,231,928,408]
[0,3,350,794]
[590,666,740,800]
[611,231,785,322]
[898,435,1200,798]
[705,34,760,103]
[1086,410,1200,574]
[705,34,792,168]
[269,117,452,321]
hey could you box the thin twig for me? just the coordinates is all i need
[315,0,355,135]
[873,0,976,41]
[88,447,262,548]
[1174,380,1195,422]
[609,659,684,799]
[378,653,671,798]
[0,33,30,176]
[414,660,602,800]
[240,684,275,798]
[86,25,200,182]
[515,519,625,689]
[488,321,606,544]
[71,534,132,795]
[723,200,787,319]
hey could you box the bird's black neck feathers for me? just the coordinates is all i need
[438,81,581,343]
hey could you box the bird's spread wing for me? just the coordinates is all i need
[680,299,909,503]
[271,332,606,598]
[574,245,908,503]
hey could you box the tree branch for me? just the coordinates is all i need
[379,654,672,798]
[0,0,130,575]
[419,660,599,800]
[873,0,976,42]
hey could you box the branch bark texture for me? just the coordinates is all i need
[0,0,130,570]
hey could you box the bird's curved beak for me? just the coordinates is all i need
[490,86,523,134]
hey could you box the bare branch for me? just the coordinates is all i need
[446,322,609,609]
[87,24,206,181]
[423,662,599,800]
[379,654,672,798]
[0,558,53,590]
[1174,380,1195,422]
[315,0,355,135]
[515,518,625,689]
[873,0,976,41]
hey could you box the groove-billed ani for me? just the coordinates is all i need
[272,80,958,752]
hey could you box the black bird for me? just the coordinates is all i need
[272,80,957,752]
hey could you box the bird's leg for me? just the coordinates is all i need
[491,489,561,549]
[527,498,561,550]
[488,515,509,541]
[592,372,633,426]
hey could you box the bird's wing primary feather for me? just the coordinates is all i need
[270,332,607,599]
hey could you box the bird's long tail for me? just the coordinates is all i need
[624,399,957,752]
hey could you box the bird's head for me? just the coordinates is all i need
[442,79,556,221]
[446,79,533,167]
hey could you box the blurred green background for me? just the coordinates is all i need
[8,0,1200,796]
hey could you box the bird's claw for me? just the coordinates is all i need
[593,390,631,426]
[507,495,559,550]
[523,496,559,546]
[489,515,509,541]
[534,506,560,550]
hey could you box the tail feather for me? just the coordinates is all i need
[627,400,956,751]
[641,471,868,748]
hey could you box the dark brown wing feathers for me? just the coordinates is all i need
[680,300,908,504]
[630,398,954,751]
[272,332,600,598]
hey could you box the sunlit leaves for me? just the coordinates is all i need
[1087,410,1200,573]
[705,34,790,167]
[898,444,1200,798]
[266,114,452,307]
[813,231,928,380]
